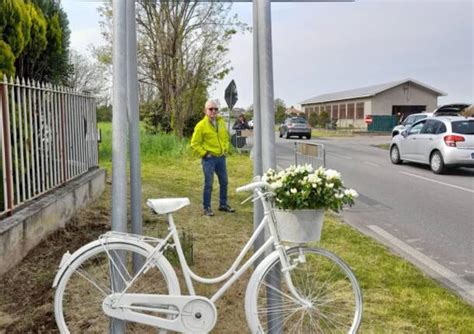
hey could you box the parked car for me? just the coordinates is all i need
[392,112,431,137]
[390,116,474,174]
[391,103,471,137]
[248,119,254,129]
[279,117,312,139]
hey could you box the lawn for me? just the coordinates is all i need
[0,122,472,332]
[99,123,474,332]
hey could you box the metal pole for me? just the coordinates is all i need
[126,0,143,273]
[258,0,276,170]
[1,78,14,215]
[111,0,128,332]
[257,1,281,332]
[252,0,264,264]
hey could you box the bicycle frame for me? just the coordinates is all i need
[108,188,301,307]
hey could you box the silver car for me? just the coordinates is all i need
[391,103,471,137]
[390,116,474,174]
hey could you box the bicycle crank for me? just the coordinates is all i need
[102,293,217,333]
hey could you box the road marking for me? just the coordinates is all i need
[368,225,474,300]
[363,161,380,167]
[399,171,474,194]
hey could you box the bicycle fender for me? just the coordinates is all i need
[246,249,281,292]
[51,237,174,289]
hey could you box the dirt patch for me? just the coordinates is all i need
[0,201,110,333]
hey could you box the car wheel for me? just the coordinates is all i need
[279,130,282,138]
[306,135,311,140]
[390,145,402,164]
[430,151,446,174]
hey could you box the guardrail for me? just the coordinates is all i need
[1,76,98,217]
[294,141,326,168]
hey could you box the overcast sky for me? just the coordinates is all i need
[63,0,473,110]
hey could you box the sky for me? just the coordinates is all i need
[63,0,473,110]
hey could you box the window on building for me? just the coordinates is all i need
[315,106,319,114]
[332,105,338,119]
[325,105,331,114]
[356,102,364,119]
[339,104,346,119]
[347,103,355,119]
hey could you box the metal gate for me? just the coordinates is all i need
[294,141,325,168]
[368,115,398,132]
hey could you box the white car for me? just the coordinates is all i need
[391,103,471,137]
[248,119,254,129]
[390,116,474,174]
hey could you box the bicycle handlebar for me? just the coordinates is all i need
[236,181,271,193]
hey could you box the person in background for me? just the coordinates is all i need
[191,100,235,217]
[233,114,251,130]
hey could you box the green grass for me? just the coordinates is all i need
[94,122,474,332]
[376,143,391,150]
[311,128,356,137]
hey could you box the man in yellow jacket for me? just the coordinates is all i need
[191,100,235,216]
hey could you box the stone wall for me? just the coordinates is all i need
[0,168,106,275]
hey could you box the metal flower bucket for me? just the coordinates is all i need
[274,209,324,243]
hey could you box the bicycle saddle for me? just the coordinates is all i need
[146,198,190,214]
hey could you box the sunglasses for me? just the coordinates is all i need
[208,108,219,112]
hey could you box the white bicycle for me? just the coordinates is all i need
[53,180,363,333]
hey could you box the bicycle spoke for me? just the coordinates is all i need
[250,247,362,333]
[56,243,174,333]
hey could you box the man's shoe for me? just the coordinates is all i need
[203,208,215,216]
[218,205,235,213]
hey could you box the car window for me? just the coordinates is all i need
[452,120,474,134]
[403,115,415,126]
[434,121,447,134]
[408,121,425,135]
[403,115,426,126]
[420,119,441,135]
[291,118,306,124]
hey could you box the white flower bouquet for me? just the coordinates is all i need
[262,164,358,212]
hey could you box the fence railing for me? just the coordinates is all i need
[294,141,326,168]
[1,76,98,217]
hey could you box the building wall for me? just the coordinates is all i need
[372,83,438,115]
[303,98,372,129]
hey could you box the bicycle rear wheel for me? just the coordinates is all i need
[246,246,362,333]
[54,241,179,333]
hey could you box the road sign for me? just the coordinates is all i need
[225,80,238,110]
[364,115,373,124]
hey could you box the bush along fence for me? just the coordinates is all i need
[0,75,98,217]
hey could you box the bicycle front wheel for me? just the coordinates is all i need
[246,247,362,333]
[54,241,179,333]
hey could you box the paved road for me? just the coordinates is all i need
[275,135,474,304]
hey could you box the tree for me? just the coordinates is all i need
[95,1,248,137]
[0,0,71,84]
[274,98,287,124]
[27,0,72,84]
[67,50,110,103]
[0,40,15,77]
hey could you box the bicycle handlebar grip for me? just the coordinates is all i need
[236,181,270,193]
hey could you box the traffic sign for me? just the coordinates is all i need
[364,115,373,124]
[225,80,238,110]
